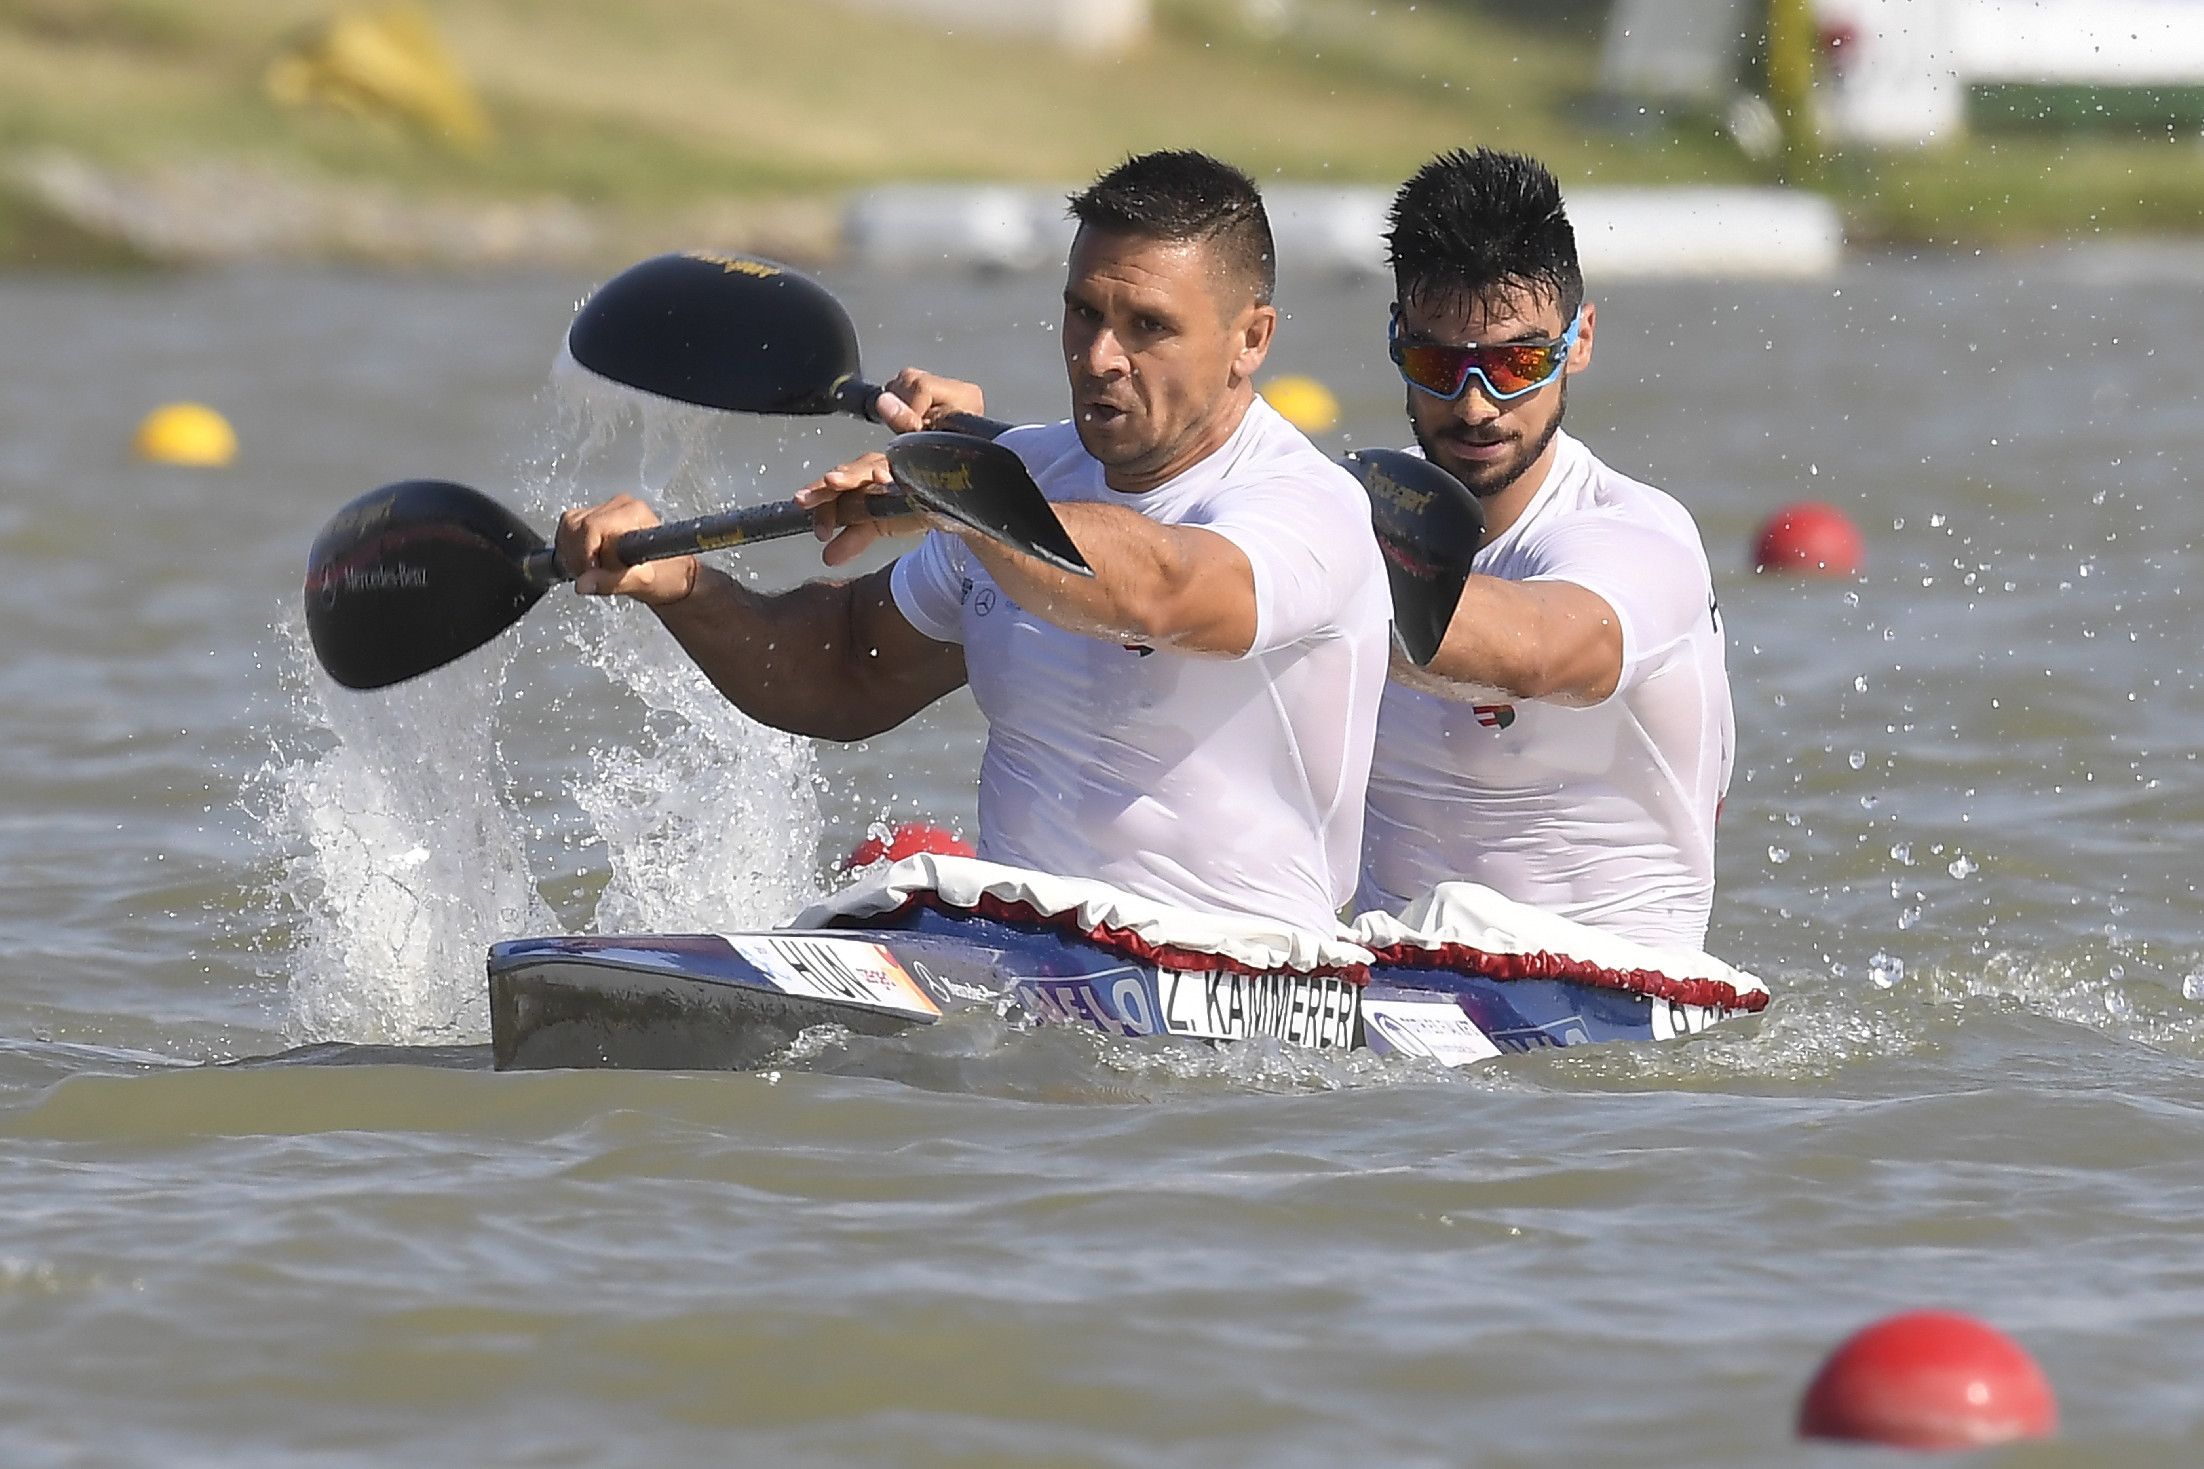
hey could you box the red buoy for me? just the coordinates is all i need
[1798,1311,2057,1449]
[845,821,975,870]
[1753,501,1863,576]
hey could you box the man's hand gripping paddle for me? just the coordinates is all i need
[1344,449,1484,667]
[304,439,1089,692]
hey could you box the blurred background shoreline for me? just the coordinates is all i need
[6,0,2204,271]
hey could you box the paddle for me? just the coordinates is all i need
[304,433,1092,691]
[1343,449,1483,667]
[565,251,1015,440]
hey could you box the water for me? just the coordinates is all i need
[4,250,2204,1461]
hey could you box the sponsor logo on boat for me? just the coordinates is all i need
[1361,996,1502,1066]
[1122,643,1154,657]
[724,935,942,1019]
[1015,968,1159,1037]
[682,251,781,278]
[906,957,996,1005]
[973,587,997,616]
[1472,703,1515,729]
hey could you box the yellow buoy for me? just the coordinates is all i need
[134,403,238,467]
[1260,374,1340,435]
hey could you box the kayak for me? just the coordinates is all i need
[487,856,1768,1072]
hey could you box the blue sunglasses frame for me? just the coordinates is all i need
[1387,305,1586,403]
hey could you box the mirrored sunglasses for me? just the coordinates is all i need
[1389,307,1584,402]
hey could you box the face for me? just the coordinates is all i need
[1061,228,1276,492]
[1398,284,1594,504]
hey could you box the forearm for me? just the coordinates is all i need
[651,567,950,740]
[1416,575,1621,705]
[957,503,1254,655]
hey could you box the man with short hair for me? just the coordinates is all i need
[1358,148,1734,950]
[558,151,1391,930]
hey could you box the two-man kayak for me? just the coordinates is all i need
[487,855,1768,1072]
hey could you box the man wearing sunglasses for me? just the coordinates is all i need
[1358,148,1734,951]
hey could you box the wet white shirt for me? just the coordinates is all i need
[1357,431,1734,948]
[891,399,1391,929]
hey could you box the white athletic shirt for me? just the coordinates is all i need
[891,399,1392,929]
[1356,431,1734,949]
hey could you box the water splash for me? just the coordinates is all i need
[264,624,550,1045]
[255,355,825,1044]
[567,605,820,934]
[538,351,823,933]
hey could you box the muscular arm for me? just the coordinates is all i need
[1396,574,1623,706]
[956,503,1257,656]
[557,495,967,741]
[654,564,968,740]
[804,452,1260,658]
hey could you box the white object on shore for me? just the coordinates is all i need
[843,183,1844,280]
[1571,187,1846,280]
[835,0,1148,53]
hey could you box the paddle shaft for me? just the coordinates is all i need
[519,389,1020,584]
[520,491,914,588]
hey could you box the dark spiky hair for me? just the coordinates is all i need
[1386,148,1582,318]
[1069,150,1275,307]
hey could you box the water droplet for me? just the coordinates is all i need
[1854,675,1869,692]
[1849,750,1866,769]
[1948,855,1977,879]
[1843,591,1861,607]
[1869,952,1904,988]
[2181,972,2204,1002]
[1891,842,1912,864]
[1768,845,1791,864]
[1898,905,1922,929]
[1860,794,1879,810]
[1930,513,1947,527]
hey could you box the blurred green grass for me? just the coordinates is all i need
[0,0,2199,264]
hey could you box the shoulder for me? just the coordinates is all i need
[1524,435,1711,573]
[1572,437,1704,540]
[997,420,1092,489]
[1217,398,1365,506]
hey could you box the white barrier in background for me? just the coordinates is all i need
[835,0,1148,53]
[843,184,1844,280]
[1571,187,1846,279]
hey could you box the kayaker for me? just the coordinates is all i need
[1356,148,1734,949]
[556,150,1391,932]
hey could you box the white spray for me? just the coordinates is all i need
[262,351,824,1045]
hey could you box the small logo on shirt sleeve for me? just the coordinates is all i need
[1473,703,1516,729]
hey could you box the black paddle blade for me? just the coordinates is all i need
[567,252,863,415]
[884,432,1094,578]
[305,480,552,690]
[1345,449,1484,666]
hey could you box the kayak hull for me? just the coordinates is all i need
[488,905,1735,1072]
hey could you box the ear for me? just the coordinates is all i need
[1568,301,1597,373]
[1231,302,1279,385]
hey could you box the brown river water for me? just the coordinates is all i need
[3,249,2203,1463]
